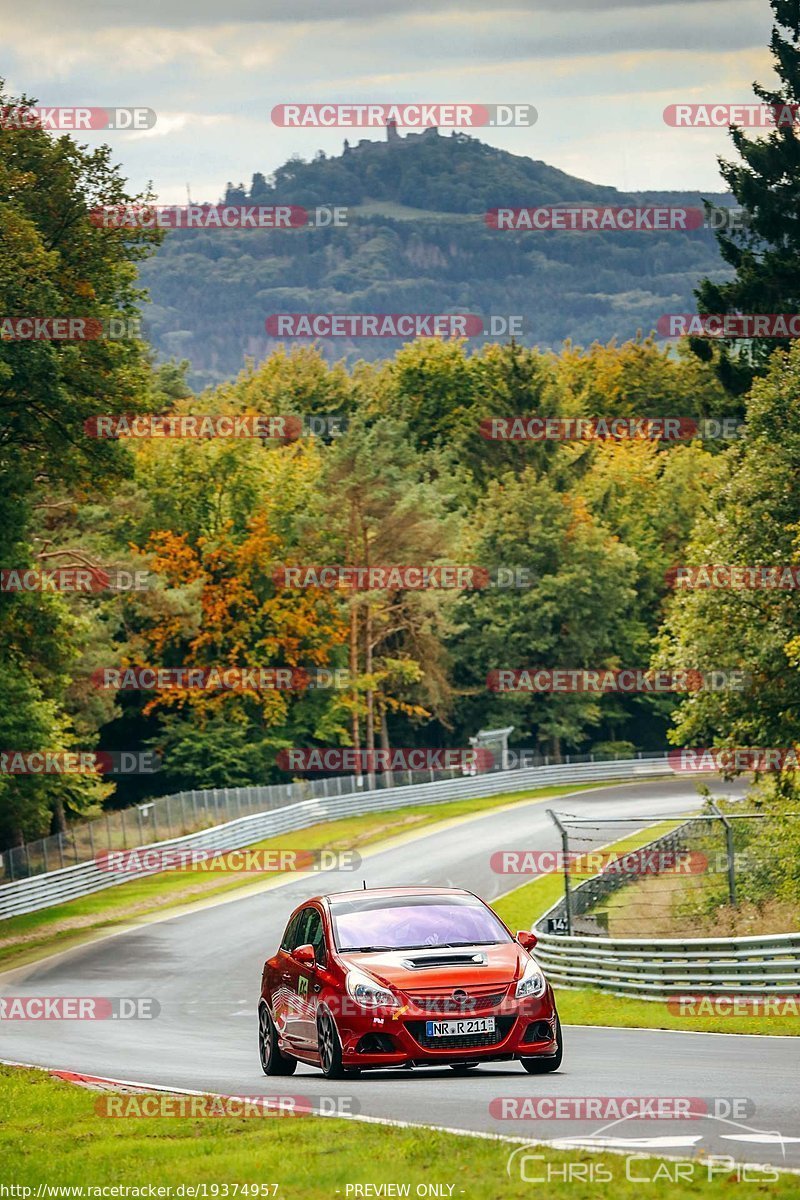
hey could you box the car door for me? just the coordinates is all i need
[272,909,304,1047]
[296,906,327,1049]
[280,907,317,1050]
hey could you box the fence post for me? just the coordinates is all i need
[120,808,127,850]
[709,800,737,907]
[547,809,572,936]
[88,820,95,860]
[42,838,49,873]
[58,832,65,869]
[137,806,144,843]
[165,794,173,838]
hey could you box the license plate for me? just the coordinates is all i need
[425,1017,496,1037]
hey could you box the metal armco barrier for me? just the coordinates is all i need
[535,886,800,1000]
[0,755,670,919]
[532,928,800,998]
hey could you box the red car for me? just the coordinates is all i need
[258,886,562,1077]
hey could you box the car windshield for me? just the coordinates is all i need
[330,893,512,952]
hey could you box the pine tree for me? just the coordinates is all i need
[692,0,800,392]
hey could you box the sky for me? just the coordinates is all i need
[0,0,776,203]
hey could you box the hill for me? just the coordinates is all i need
[137,129,733,388]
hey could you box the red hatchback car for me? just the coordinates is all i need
[258,886,562,1077]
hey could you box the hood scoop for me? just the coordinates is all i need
[399,950,489,969]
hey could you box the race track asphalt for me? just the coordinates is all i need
[3,775,798,1170]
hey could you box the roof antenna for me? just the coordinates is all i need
[362,879,367,890]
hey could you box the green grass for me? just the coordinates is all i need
[0,1065,794,1197]
[492,822,800,1037]
[0,782,610,974]
[492,820,680,933]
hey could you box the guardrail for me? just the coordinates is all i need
[534,824,800,998]
[532,928,800,998]
[0,754,671,920]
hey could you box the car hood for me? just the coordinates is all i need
[339,942,529,990]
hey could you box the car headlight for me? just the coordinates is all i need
[515,959,547,1000]
[346,970,399,1008]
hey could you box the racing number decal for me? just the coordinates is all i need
[297,974,309,999]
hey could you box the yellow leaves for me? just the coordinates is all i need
[563,493,595,540]
[146,530,200,587]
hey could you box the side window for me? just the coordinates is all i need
[291,908,313,949]
[280,911,302,951]
[304,909,327,964]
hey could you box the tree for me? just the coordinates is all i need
[656,342,800,784]
[693,1,800,392]
[0,82,162,845]
[449,468,640,759]
[312,416,462,784]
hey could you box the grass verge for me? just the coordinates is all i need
[492,823,800,1037]
[0,1065,793,1197]
[0,782,609,974]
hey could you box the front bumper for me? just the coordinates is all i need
[337,988,559,1068]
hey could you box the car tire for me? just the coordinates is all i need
[258,1003,297,1076]
[449,1063,480,1073]
[317,1009,348,1079]
[520,1015,563,1074]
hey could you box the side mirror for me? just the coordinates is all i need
[293,943,316,966]
[516,930,538,951]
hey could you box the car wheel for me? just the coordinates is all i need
[258,1003,297,1076]
[449,1063,480,1073]
[520,1016,563,1075]
[317,1009,348,1079]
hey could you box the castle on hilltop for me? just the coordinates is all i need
[343,120,440,154]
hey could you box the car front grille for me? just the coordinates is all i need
[405,1016,515,1050]
[405,992,506,1013]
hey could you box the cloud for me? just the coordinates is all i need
[128,112,234,140]
[0,0,742,29]
[0,0,775,197]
